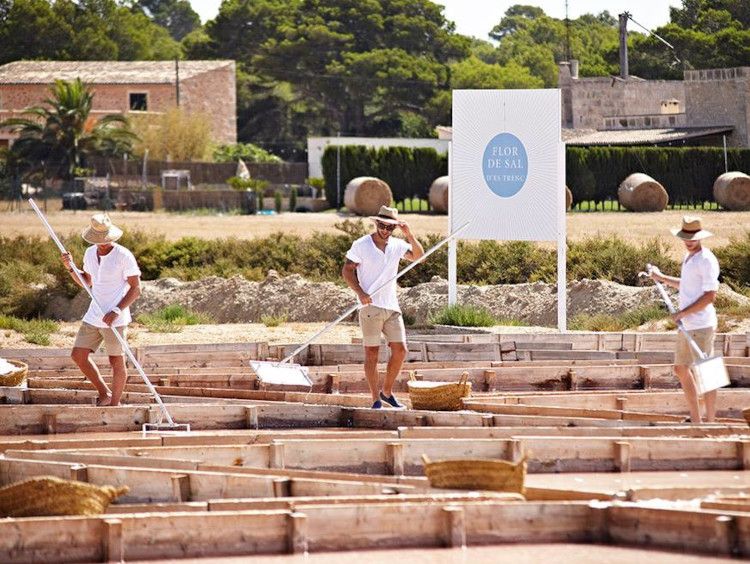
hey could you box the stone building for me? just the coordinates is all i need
[0,60,237,149]
[560,61,742,147]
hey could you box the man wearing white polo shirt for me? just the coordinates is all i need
[342,206,424,409]
[649,216,720,423]
[62,213,141,407]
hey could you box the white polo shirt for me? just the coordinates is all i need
[81,244,141,328]
[679,247,720,331]
[346,234,411,312]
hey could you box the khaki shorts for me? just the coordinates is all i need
[359,305,406,347]
[73,322,127,356]
[675,326,715,366]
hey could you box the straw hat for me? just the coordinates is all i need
[671,216,713,241]
[369,205,401,226]
[81,213,123,245]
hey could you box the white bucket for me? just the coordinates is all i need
[692,355,730,394]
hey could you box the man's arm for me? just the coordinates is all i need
[342,259,372,305]
[61,252,92,288]
[649,267,680,289]
[400,222,424,262]
[102,276,141,326]
[673,290,717,324]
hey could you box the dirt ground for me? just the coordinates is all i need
[3,203,749,260]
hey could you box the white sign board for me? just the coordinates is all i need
[449,89,566,330]
[451,89,564,242]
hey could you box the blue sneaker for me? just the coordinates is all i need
[379,392,404,409]
[371,400,383,409]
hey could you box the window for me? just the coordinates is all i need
[129,93,148,111]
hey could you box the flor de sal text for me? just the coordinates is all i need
[481,132,529,198]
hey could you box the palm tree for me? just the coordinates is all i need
[0,78,137,180]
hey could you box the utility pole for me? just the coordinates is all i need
[619,12,629,79]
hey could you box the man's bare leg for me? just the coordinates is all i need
[364,346,381,403]
[71,347,112,404]
[703,388,718,422]
[383,342,407,398]
[675,364,702,423]
[109,355,128,406]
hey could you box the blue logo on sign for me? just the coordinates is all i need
[482,133,528,197]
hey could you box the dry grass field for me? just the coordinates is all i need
[2,202,748,260]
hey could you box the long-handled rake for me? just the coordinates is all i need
[29,199,190,435]
[250,222,471,387]
[640,263,729,394]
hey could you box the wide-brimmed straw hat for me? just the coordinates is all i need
[81,213,123,245]
[671,215,713,241]
[369,205,401,226]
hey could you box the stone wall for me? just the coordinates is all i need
[684,67,749,147]
[562,75,685,130]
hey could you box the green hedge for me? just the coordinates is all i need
[321,145,447,208]
[322,144,750,208]
[567,147,750,206]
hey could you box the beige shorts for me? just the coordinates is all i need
[675,326,715,366]
[73,322,128,356]
[359,305,406,347]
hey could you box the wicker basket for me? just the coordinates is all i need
[407,371,471,411]
[0,359,27,387]
[422,454,526,494]
[0,476,129,518]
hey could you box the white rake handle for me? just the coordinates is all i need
[278,222,471,365]
[29,198,177,425]
[645,263,708,361]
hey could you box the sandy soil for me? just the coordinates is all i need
[4,204,749,260]
[0,321,561,349]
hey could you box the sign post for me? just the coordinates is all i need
[449,89,566,331]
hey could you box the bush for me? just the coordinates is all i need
[289,186,298,212]
[137,305,212,333]
[213,143,282,164]
[0,315,59,345]
[261,314,287,327]
[430,304,497,327]
[566,146,750,207]
[715,232,750,295]
[274,190,283,213]
[321,145,447,208]
[569,304,669,331]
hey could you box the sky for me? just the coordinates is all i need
[189,0,681,41]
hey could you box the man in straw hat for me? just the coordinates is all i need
[649,216,720,423]
[61,213,141,406]
[342,206,424,409]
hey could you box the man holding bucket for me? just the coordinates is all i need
[649,216,720,423]
[61,213,142,407]
[342,206,424,409]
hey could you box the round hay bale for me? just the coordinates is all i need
[714,171,750,211]
[617,173,669,212]
[428,176,449,214]
[565,185,572,211]
[344,177,392,216]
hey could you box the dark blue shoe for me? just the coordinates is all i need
[379,392,404,408]
[371,400,383,409]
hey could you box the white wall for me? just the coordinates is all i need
[307,137,449,179]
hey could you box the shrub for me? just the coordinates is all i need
[430,304,496,327]
[130,107,213,161]
[274,190,283,213]
[569,304,668,331]
[0,315,59,345]
[261,314,287,327]
[289,186,298,212]
[137,305,212,332]
[715,232,750,295]
[213,143,282,163]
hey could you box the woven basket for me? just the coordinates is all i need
[0,359,27,387]
[0,476,129,518]
[407,371,471,411]
[422,454,526,494]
